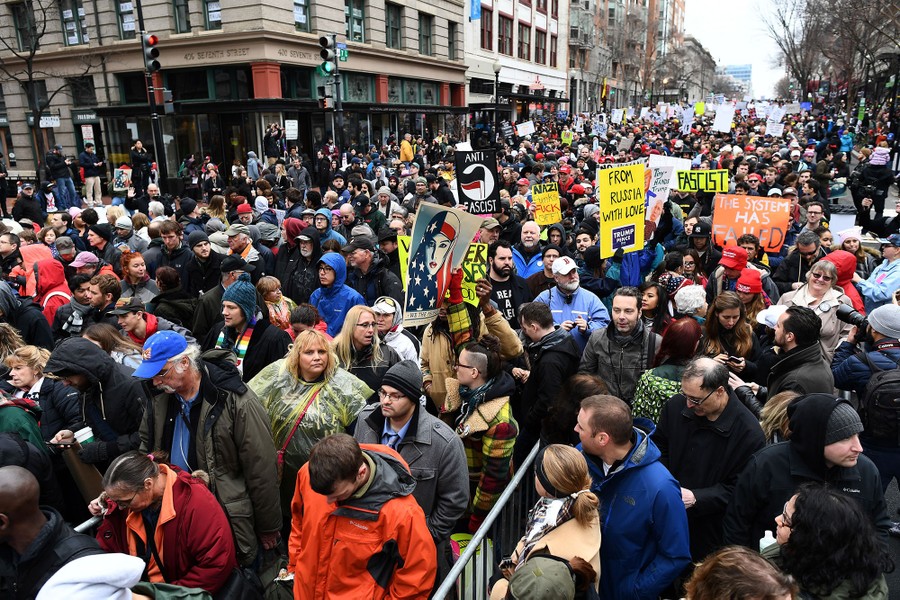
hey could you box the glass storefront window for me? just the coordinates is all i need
[421,82,438,105]
[402,81,418,105]
[167,70,210,101]
[344,74,373,103]
[387,78,401,104]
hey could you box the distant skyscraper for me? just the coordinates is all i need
[724,64,753,96]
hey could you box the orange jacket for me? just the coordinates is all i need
[288,444,437,600]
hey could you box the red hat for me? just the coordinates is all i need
[747,173,763,182]
[236,203,253,214]
[719,245,749,271]
[517,178,530,186]
[570,184,586,196]
[535,153,544,160]
[745,145,756,152]
[559,165,572,174]
[735,268,763,294]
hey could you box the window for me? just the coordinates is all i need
[60,0,89,46]
[550,35,557,67]
[11,2,38,51]
[204,0,221,29]
[448,21,457,60]
[517,24,530,60]
[167,69,210,100]
[418,13,433,55]
[536,0,546,11]
[551,0,558,16]
[608,6,615,23]
[174,0,191,33]
[498,16,513,56]
[24,81,49,112]
[117,73,146,104]
[213,68,251,99]
[293,0,310,31]
[116,0,136,39]
[534,30,546,64]
[385,3,402,49]
[345,0,365,43]
[480,8,493,50]
[68,76,97,107]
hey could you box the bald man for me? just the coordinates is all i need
[0,466,101,598]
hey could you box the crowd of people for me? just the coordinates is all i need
[1,100,899,600]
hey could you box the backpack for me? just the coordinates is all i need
[859,351,900,446]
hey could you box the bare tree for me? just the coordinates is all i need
[774,76,793,99]
[763,0,825,96]
[0,0,105,171]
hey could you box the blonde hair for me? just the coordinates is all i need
[540,444,600,527]
[332,305,383,371]
[105,205,126,226]
[206,195,227,220]
[4,345,51,374]
[256,276,281,296]
[0,324,25,361]
[286,329,337,381]
[761,390,799,442]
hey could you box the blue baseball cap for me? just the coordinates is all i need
[133,331,188,378]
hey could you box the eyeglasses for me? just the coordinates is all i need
[683,261,695,267]
[356,321,377,329]
[810,272,833,282]
[110,489,139,509]
[455,362,479,373]
[780,501,793,528]
[806,210,823,216]
[798,250,818,257]
[153,362,175,380]
[682,386,719,406]
[378,388,404,401]
[318,265,334,272]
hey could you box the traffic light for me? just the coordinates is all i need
[143,33,161,72]
[318,35,336,76]
[317,83,333,109]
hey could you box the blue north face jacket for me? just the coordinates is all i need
[310,252,365,336]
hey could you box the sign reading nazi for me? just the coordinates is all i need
[454,150,500,214]
[675,169,729,193]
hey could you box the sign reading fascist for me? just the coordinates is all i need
[455,151,500,214]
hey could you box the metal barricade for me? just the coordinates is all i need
[433,442,541,600]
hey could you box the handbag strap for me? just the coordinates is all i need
[145,529,172,583]
[278,388,321,461]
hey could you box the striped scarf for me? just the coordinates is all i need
[215,315,256,372]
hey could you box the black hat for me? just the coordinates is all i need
[89,223,113,242]
[341,236,376,253]
[220,254,255,273]
[109,297,145,315]
[377,227,398,243]
[689,221,711,239]
[381,360,422,402]
[353,195,370,211]
[187,230,209,249]
[180,198,198,215]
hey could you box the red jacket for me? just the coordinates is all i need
[288,444,437,600]
[96,465,237,593]
[34,258,71,324]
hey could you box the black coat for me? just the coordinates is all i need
[767,343,834,398]
[654,391,765,560]
[201,316,291,382]
[519,329,581,434]
[184,251,224,298]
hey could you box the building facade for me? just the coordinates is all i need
[0,0,468,188]
[723,63,753,98]
[680,35,715,102]
[464,0,570,139]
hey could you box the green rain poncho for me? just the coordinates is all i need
[249,359,372,513]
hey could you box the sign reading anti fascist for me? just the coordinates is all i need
[712,194,792,252]
[675,169,729,193]
[454,150,500,214]
[597,163,646,258]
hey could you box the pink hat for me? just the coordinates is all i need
[70,251,99,268]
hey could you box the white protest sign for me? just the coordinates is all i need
[284,120,298,140]
[515,120,536,136]
[649,155,692,189]
[640,107,650,121]
[713,105,735,133]
[766,121,785,137]
[611,109,624,124]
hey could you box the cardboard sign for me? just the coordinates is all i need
[460,243,488,306]
[646,165,673,225]
[561,130,574,145]
[676,169,729,193]
[403,204,484,326]
[532,182,562,226]
[597,163,646,258]
[454,150,500,214]
[112,167,131,192]
[712,194,792,252]
[516,120,536,136]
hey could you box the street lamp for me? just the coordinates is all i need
[568,68,578,114]
[493,60,502,144]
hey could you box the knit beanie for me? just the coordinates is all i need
[824,401,864,445]
[870,147,890,166]
[868,304,900,339]
[222,272,257,321]
[187,230,209,249]
[381,360,423,402]
[89,223,112,242]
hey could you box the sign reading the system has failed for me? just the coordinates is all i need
[454,150,500,214]
[597,163,646,258]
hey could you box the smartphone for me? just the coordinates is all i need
[726,355,743,363]
[47,441,75,449]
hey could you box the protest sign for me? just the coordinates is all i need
[766,121,785,137]
[694,102,705,116]
[532,182,562,226]
[112,167,131,192]
[713,105,735,133]
[516,120,536,136]
[454,150,500,214]
[597,163,646,258]
[639,107,650,120]
[783,103,801,114]
[404,204,484,326]
[712,194,792,252]
[611,109,624,124]
[460,243,488,306]
[561,130,574,145]
[646,165,673,224]
[397,235,411,289]
[648,155,692,189]
[676,169,729,193]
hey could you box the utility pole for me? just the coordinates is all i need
[135,0,169,191]
[318,34,344,159]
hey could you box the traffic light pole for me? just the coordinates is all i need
[330,34,344,161]
[135,0,169,192]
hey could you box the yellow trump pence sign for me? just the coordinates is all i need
[531,182,562,226]
[597,163,645,258]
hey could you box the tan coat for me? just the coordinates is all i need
[778,284,853,362]
[489,515,601,599]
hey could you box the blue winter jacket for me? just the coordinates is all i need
[512,244,544,278]
[858,259,900,313]
[832,339,900,399]
[314,208,347,246]
[582,419,691,600]
[310,252,365,336]
[534,285,610,351]
[578,418,691,600]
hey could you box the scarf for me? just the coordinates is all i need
[63,299,93,334]
[518,497,576,568]
[215,314,256,372]
[456,378,495,429]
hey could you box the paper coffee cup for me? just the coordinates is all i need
[74,426,95,444]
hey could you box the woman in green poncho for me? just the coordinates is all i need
[249,329,371,517]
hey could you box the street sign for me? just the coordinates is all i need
[39,115,60,128]
[336,42,347,49]
[285,119,298,140]
[339,48,348,62]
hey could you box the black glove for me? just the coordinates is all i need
[612,247,624,264]
[78,440,116,464]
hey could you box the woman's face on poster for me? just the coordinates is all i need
[426,232,452,275]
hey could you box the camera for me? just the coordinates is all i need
[836,304,868,331]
